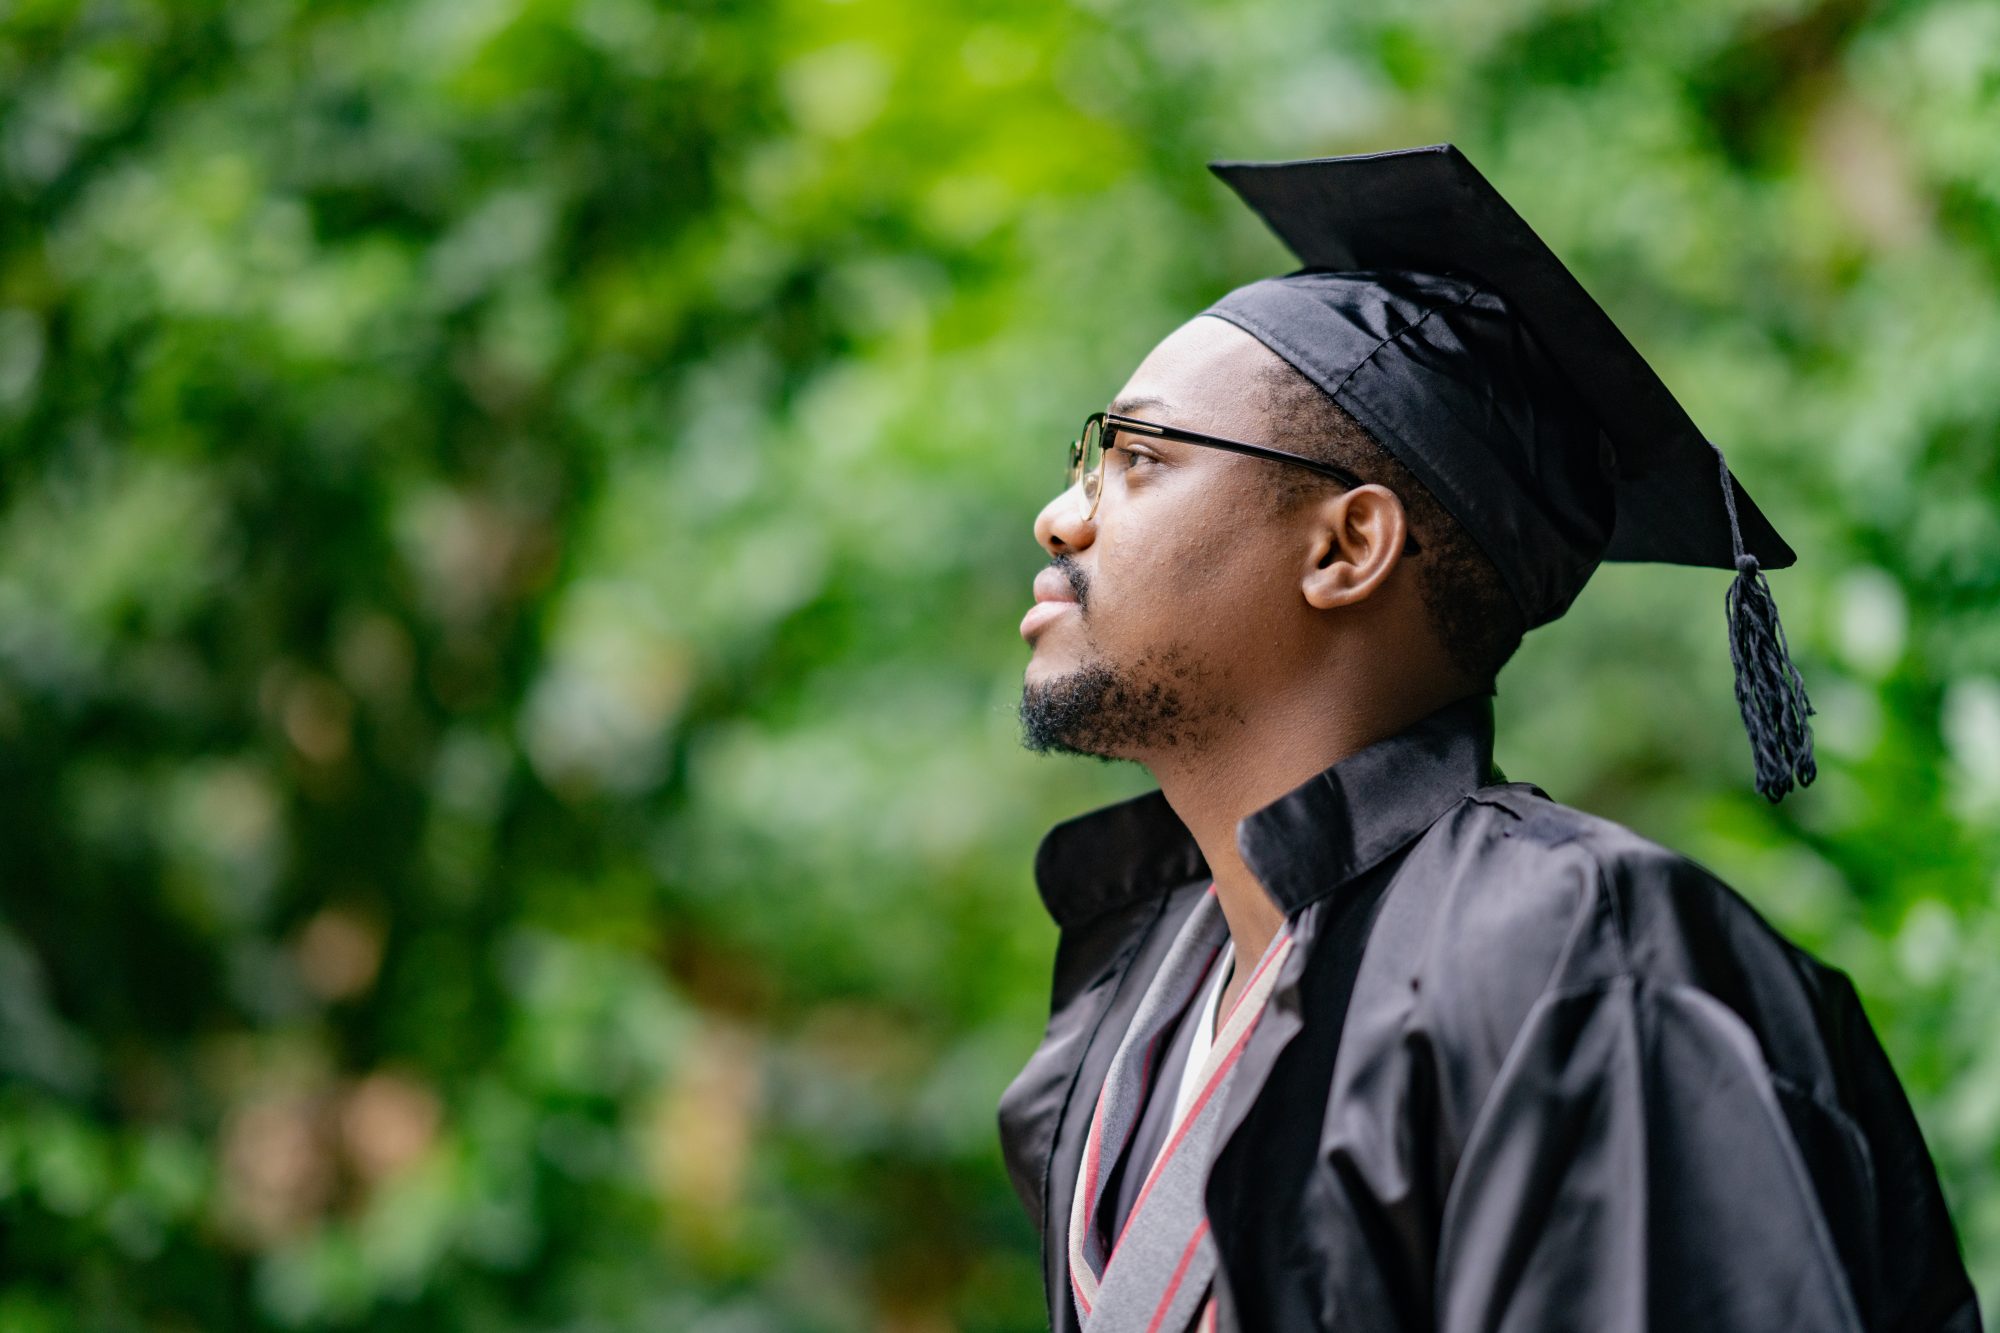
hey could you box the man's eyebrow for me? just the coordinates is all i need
[1107,394,1172,418]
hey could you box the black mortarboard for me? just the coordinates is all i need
[1201,143,1815,801]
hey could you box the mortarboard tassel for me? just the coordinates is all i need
[1713,444,1816,802]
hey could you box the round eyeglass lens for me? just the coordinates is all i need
[1077,417,1105,513]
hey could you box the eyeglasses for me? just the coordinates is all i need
[1066,410,1423,554]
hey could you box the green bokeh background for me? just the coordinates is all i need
[2,0,1997,1328]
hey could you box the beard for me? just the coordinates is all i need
[1017,645,1212,759]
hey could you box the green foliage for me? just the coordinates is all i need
[1,0,1996,1325]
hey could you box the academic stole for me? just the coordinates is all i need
[1068,884,1296,1333]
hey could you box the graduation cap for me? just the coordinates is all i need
[1201,143,1815,801]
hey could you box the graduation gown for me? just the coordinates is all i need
[997,692,1980,1332]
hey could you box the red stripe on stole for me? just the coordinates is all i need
[1110,933,1290,1258]
[1145,1218,1211,1333]
[1111,1035,1245,1258]
[1086,937,1223,1251]
[1082,1101,1104,1230]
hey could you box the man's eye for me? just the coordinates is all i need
[1116,446,1156,468]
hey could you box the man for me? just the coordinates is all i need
[999,145,1979,1332]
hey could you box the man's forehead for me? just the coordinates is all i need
[1111,316,1283,427]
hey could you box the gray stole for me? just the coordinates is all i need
[1068,886,1296,1333]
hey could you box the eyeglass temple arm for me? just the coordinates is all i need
[1108,416,1422,555]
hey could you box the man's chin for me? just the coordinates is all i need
[1017,663,1126,760]
[1018,640,1219,760]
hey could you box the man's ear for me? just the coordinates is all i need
[1300,484,1409,610]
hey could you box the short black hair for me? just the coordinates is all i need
[1249,357,1525,689]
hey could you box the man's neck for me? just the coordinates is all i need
[1148,682,1474,1014]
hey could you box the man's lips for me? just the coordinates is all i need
[1022,566,1081,641]
[1033,566,1079,605]
[1020,601,1075,641]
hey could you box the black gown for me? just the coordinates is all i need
[998,692,1980,1332]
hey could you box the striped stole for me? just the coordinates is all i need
[1068,885,1296,1333]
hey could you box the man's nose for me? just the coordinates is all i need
[1034,485,1095,556]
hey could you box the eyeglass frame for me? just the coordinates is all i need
[1066,410,1423,555]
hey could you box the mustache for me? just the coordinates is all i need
[1051,555,1088,611]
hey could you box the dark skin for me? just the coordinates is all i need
[1023,315,1481,1022]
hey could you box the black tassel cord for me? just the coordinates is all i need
[1714,444,1816,802]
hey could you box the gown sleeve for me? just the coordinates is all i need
[1433,973,1875,1333]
